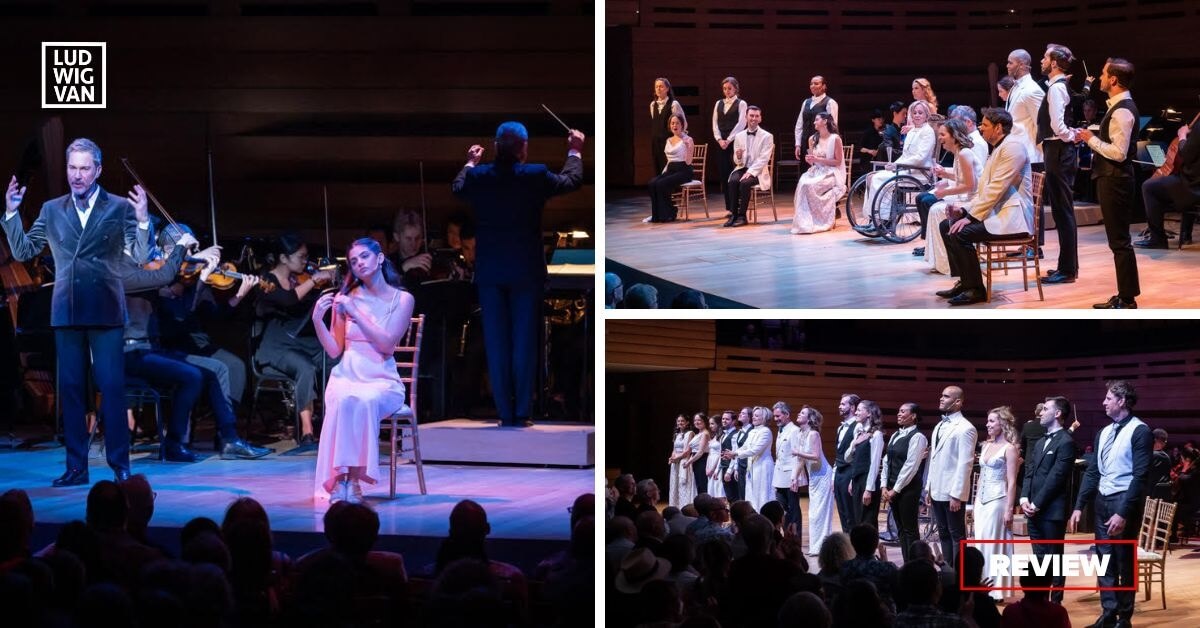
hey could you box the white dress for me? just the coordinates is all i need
[791,134,847,234]
[669,431,696,508]
[972,443,1015,601]
[801,429,834,555]
[313,288,408,499]
[706,436,726,498]
[735,425,775,512]
[925,148,984,274]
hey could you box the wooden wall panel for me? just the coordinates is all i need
[607,319,717,371]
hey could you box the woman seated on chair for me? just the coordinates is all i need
[920,119,983,275]
[790,112,846,234]
[863,100,937,218]
[256,232,337,446]
[310,237,414,503]
[646,114,694,223]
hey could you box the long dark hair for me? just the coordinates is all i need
[340,237,404,295]
[267,231,306,268]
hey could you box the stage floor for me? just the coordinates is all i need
[606,190,1200,309]
[0,441,592,542]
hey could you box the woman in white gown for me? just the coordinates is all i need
[668,414,696,508]
[727,406,775,512]
[791,112,847,234]
[864,100,937,219]
[793,405,834,556]
[705,415,726,498]
[972,406,1020,602]
[923,118,983,274]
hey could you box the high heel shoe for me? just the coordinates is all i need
[329,478,349,503]
[347,481,364,504]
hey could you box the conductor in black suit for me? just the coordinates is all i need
[1019,395,1077,603]
[3,138,144,486]
[452,123,585,427]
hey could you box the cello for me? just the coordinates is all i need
[1153,110,1200,180]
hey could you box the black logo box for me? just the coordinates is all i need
[43,43,105,107]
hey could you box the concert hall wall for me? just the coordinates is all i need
[0,2,594,250]
[607,0,1200,185]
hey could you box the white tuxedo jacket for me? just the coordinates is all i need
[732,127,774,191]
[1007,74,1045,163]
[925,414,977,502]
[968,134,1034,236]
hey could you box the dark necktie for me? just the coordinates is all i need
[1100,421,1125,468]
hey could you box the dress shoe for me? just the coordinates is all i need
[935,281,965,299]
[947,289,987,306]
[162,442,199,463]
[1113,620,1132,628]
[722,217,736,227]
[523,420,536,428]
[221,438,273,460]
[1134,237,1168,249]
[1093,295,1137,309]
[1043,270,1076,284]
[729,217,748,227]
[52,468,89,487]
[113,468,131,483]
[297,433,317,448]
[641,216,653,223]
[912,246,925,256]
[1086,612,1117,628]
[1181,234,1193,245]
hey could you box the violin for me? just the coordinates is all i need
[143,256,208,279]
[205,262,276,293]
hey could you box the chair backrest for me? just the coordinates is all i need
[1152,500,1176,553]
[1138,496,1160,551]
[1031,171,1046,232]
[691,142,707,179]
[393,315,425,413]
[842,144,854,190]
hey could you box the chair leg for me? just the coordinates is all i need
[411,422,426,495]
[155,396,165,462]
[389,419,398,499]
[701,189,709,218]
[770,191,778,222]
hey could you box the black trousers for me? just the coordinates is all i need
[891,484,922,562]
[57,327,128,474]
[1027,514,1068,603]
[834,468,855,533]
[940,217,1025,291]
[1095,491,1139,618]
[648,162,693,222]
[650,136,668,178]
[724,169,758,218]
[776,486,802,535]
[714,141,735,196]
[917,192,938,240]
[721,465,740,502]
[1142,174,1200,242]
[478,280,541,423]
[1096,175,1141,299]
[692,454,709,495]
[736,462,747,501]
[930,498,967,565]
[1043,140,1080,275]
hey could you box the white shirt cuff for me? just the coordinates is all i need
[567,149,582,159]
[4,210,16,221]
[138,220,150,229]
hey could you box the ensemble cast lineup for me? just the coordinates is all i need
[642,44,1200,308]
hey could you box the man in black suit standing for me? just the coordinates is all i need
[4,138,144,486]
[453,123,584,427]
[718,410,740,502]
[1020,396,1078,603]
[832,393,861,533]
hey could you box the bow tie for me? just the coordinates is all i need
[747,131,757,136]
[941,415,951,421]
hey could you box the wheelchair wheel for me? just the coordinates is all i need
[876,174,926,244]
[846,174,882,237]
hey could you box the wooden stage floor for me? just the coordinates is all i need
[607,190,1200,309]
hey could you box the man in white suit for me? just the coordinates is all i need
[1006,48,1047,254]
[924,386,978,565]
[724,105,773,227]
[936,108,1034,306]
[772,401,802,537]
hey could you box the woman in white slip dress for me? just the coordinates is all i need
[791,112,847,234]
[794,405,834,556]
[727,406,775,512]
[705,415,726,498]
[668,414,696,508]
[923,118,983,275]
[311,238,415,503]
[972,406,1020,602]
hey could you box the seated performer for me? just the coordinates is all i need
[723,106,773,228]
[256,233,337,446]
[916,119,983,274]
[1136,118,1200,248]
[790,112,846,234]
[936,108,1034,306]
[864,101,936,216]
[646,114,694,223]
[311,237,415,503]
[121,229,272,462]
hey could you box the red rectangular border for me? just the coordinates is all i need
[957,539,1139,592]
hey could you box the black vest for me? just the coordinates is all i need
[1092,97,1140,179]
[736,428,750,472]
[850,428,876,479]
[886,428,926,491]
[651,98,677,141]
[719,429,736,470]
[1036,76,1076,142]
[835,421,855,471]
[716,98,742,140]
[801,97,831,149]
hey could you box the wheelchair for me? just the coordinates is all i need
[846,160,939,244]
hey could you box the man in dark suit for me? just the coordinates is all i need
[1020,395,1078,603]
[718,410,740,501]
[3,138,144,486]
[452,123,584,427]
[832,393,861,534]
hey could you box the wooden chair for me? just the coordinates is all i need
[1139,498,1174,608]
[978,171,1046,302]
[671,143,709,220]
[837,144,854,218]
[775,133,802,190]
[747,152,777,223]
[380,315,426,497]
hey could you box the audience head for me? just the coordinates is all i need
[661,533,696,574]
[780,591,831,628]
[1020,571,1053,599]
[759,501,785,530]
[962,545,986,587]
[119,474,154,538]
[636,510,666,543]
[849,524,879,558]
[0,489,34,561]
[615,547,671,594]
[833,579,890,627]
[899,558,942,605]
[86,481,128,533]
[448,499,491,540]
[670,289,708,309]
[661,506,681,522]
[818,531,854,574]
[909,539,937,564]
[729,499,754,528]
[608,516,637,544]
[181,516,221,548]
[604,272,624,307]
[635,478,660,506]
[324,501,381,558]
[570,493,595,529]
[624,283,658,309]
[740,513,776,555]
[182,531,232,573]
[616,473,636,497]
[221,497,270,540]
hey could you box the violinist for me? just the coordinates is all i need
[391,210,432,285]
[255,232,336,446]
[120,228,272,462]
[153,223,261,425]
[1137,115,1200,248]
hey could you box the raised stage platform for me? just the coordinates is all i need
[606,189,1200,309]
[419,419,595,467]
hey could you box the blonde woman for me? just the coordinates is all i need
[724,406,775,511]
[865,100,937,218]
[668,414,696,508]
[973,405,1020,601]
[794,405,834,555]
[905,77,939,132]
